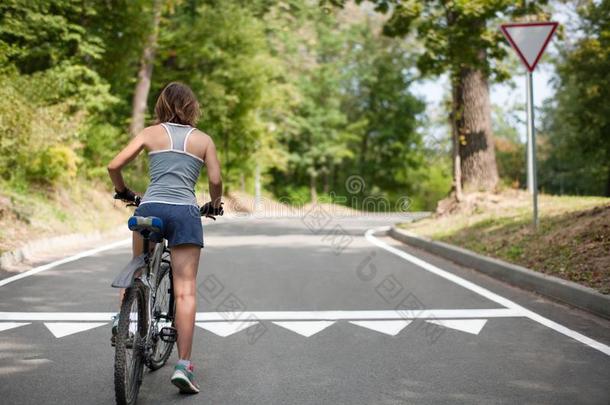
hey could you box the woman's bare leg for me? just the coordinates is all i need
[170,244,201,360]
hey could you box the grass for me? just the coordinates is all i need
[400,192,610,294]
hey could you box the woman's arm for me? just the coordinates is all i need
[107,132,146,193]
[203,137,223,208]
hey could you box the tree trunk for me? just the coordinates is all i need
[129,0,162,136]
[310,174,318,203]
[240,173,246,192]
[450,107,463,201]
[323,168,330,194]
[451,62,499,192]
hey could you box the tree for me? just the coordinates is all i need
[323,0,548,196]
[0,0,116,182]
[540,0,610,196]
[340,20,425,199]
[154,1,279,188]
[129,0,163,136]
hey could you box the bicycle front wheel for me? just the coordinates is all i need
[114,280,147,405]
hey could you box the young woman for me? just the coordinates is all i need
[107,82,222,394]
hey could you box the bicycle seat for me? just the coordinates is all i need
[128,216,164,235]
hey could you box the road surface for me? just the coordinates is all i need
[0,214,609,404]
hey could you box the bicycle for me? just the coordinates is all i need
[111,193,222,405]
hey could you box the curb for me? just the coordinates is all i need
[388,227,610,320]
[0,225,129,271]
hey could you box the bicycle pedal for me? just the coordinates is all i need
[159,326,178,343]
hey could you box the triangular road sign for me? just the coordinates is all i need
[196,321,258,337]
[44,322,107,338]
[425,319,488,335]
[501,22,558,72]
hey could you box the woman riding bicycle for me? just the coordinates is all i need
[107,82,222,394]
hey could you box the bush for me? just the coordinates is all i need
[26,145,80,186]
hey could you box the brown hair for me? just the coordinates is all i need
[154,82,200,126]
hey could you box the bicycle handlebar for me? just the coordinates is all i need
[113,193,223,220]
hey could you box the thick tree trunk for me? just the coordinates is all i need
[129,0,162,136]
[451,63,499,192]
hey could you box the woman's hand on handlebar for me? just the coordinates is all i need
[113,187,141,207]
[200,201,223,220]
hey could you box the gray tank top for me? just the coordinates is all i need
[140,122,204,207]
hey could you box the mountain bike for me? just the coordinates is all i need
[112,194,222,405]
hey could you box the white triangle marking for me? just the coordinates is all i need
[272,321,335,337]
[426,319,487,335]
[196,321,258,337]
[349,320,412,336]
[0,322,30,332]
[44,322,107,338]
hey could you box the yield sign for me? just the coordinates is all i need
[501,22,558,72]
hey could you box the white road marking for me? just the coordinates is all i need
[366,227,610,356]
[0,308,524,322]
[44,322,107,338]
[348,320,412,336]
[426,319,488,335]
[0,312,116,321]
[0,238,131,288]
[0,322,30,332]
[272,321,336,337]
[196,321,258,337]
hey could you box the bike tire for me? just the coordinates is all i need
[148,262,175,370]
[114,281,147,405]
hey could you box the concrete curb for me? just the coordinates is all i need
[388,226,610,320]
[0,225,129,271]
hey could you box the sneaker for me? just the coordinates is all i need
[171,363,200,394]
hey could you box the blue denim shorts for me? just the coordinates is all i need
[134,202,203,248]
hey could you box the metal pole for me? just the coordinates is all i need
[526,71,538,229]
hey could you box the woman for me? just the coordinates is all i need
[107,82,222,394]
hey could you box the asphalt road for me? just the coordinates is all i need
[0,215,609,404]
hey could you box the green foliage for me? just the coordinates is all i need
[26,145,80,185]
[81,123,129,179]
[408,155,452,211]
[0,0,117,185]
[323,0,548,81]
[267,5,426,206]
[540,0,610,196]
[0,0,455,211]
[492,104,525,188]
[0,0,103,74]
[155,1,278,188]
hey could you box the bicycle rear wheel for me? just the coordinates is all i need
[148,260,175,370]
[114,281,147,405]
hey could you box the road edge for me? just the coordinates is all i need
[388,226,610,320]
[0,225,129,272]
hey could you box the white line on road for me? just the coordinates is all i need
[0,238,131,288]
[0,308,524,321]
[366,227,610,356]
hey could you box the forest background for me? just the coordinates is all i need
[0,0,608,216]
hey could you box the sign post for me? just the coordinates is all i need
[500,21,558,229]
